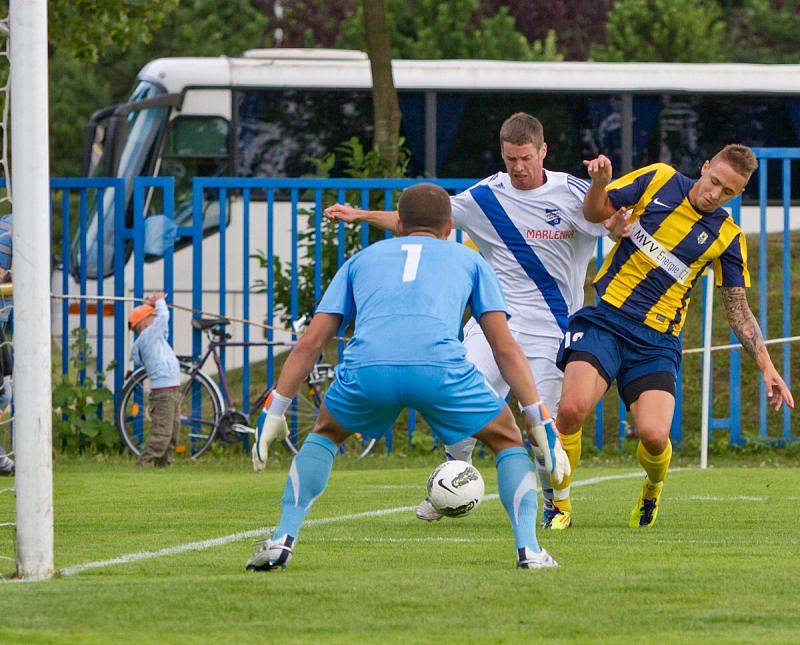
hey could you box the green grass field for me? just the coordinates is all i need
[1,458,799,643]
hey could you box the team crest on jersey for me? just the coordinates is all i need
[697,232,709,245]
[544,208,561,227]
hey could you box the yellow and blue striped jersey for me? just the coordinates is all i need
[593,163,750,336]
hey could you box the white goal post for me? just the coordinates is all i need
[10,0,53,580]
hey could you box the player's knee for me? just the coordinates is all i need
[636,424,670,454]
[556,396,590,433]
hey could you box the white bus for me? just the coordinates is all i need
[66,50,800,369]
[80,49,800,272]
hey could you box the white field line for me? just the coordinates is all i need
[8,469,679,584]
[688,495,766,502]
[305,536,507,544]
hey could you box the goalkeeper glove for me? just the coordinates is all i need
[251,391,291,473]
[523,401,571,487]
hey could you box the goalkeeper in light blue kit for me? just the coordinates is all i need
[247,183,569,572]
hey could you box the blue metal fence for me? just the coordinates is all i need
[55,178,125,402]
[697,196,743,445]
[53,158,798,450]
[187,177,474,451]
[751,148,797,444]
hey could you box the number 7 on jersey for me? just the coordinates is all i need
[401,244,422,282]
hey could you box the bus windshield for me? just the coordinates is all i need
[73,80,169,279]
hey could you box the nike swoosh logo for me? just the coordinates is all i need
[437,478,456,495]
[652,198,670,208]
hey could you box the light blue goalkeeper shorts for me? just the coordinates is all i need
[322,362,506,446]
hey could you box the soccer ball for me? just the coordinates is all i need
[426,460,484,518]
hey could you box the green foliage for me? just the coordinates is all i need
[252,137,409,326]
[47,0,178,63]
[591,0,727,62]
[47,0,267,177]
[727,0,800,63]
[337,0,561,61]
[52,328,118,453]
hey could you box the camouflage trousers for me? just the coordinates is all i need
[137,387,180,467]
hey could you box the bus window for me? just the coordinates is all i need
[437,92,800,199]
[679,95,800,198]
[437,92,602,178]
[158,115,230,228]
[234,89,426,178]
[235,89,374,177]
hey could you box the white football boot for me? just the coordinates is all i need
[245,534,295,571]
[415,498,443,521]
[516,547,559,569]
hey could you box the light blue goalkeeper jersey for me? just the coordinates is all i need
[316,235,508,368]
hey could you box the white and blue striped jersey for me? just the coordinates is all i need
[450,170,606,344]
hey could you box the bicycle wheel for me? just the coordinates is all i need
[279,365,376,457]
[117,363,224,459]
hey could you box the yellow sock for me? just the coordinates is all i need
[636,440,672,499]
[553,427,582,509]
[553,494,572,513]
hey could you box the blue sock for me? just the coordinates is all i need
[273,433,337,540]
[496,447,541,553]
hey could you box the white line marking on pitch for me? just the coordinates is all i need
[9,469,680,583]
[305,536,506,544]
[687,495,766,502]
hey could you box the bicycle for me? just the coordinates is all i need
[116,315,377,459]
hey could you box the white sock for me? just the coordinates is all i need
[532,446,554,508]
[444,436,477,463]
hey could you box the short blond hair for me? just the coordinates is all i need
[713,144,758,179]
[499,112,544,148]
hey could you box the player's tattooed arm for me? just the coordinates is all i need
[721,287,767,364]
[722,286,794,410]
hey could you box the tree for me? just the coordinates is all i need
[257,0,357,48]
[483,0,614,61]
[47,0,179,63]
[47,0,267,177]
[362,0,402,173]
[591,0,727,62]
[727,0,800,63]
[338,0,560,61]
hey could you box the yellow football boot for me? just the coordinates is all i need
[628,480,663,528]
[543,502,572,530]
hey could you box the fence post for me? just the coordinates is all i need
[163,177,175,344]
[60,190,70,377]
[242,188,251,417]
[191,179,203,364]
[700,270,714,468]
[113,180,126,414]
[758,161,768,438]
[781,158,792,442]
[78,189,88,384]
[728,197,742,445]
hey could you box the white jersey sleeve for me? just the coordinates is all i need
[450,174,497,229]
[564,174,607,238]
